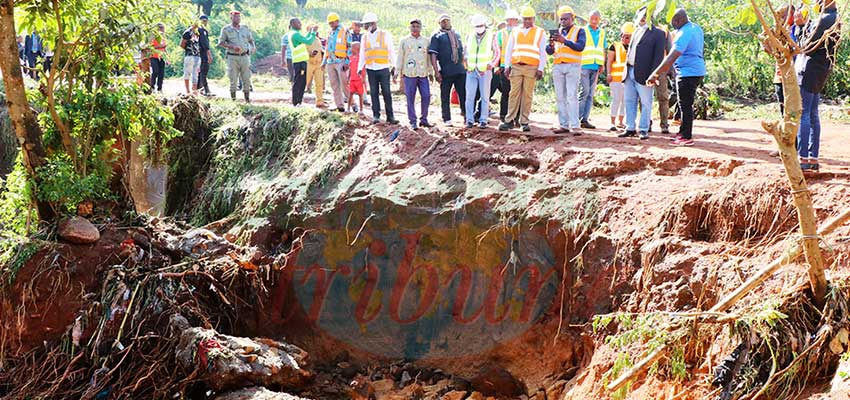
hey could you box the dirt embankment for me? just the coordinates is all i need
[2,101,850,400]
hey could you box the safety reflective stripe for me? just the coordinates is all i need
[290,32,309,63]
[466,31,494,72]
[498,28,512,67]
[611,42,626,82]
[364,30,390,65]
[333,27,347,58]
[581,27,606,66]
[553,26,581,64]
[511,26,543,67]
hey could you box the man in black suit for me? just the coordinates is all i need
[619,8,665,140]
[24,30,43,79]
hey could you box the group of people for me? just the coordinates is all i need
[147,12,250,100]
[160,15,218,97]
[256,6,708,146]
[16,31,53,80]
[151,0,838,154]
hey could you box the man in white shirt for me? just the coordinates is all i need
[358,12,399,124]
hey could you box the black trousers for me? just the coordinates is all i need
[150,58,165,91]
[774,83,785,116]
[676,76,702,140]
[292,61,308,105]
[26,55,39,79]
[43,56,52,74]
[287,58,294,82]
[199,60,210,93]
[494,72,510,119]
[439,73,466,122]
[367,68,394,121]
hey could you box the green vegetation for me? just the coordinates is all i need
[3,0,184,223]
[190,101,357,225]
[593,312,694,400]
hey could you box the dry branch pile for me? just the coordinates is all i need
[0,217,302,399]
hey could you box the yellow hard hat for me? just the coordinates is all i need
[621,21,635,34]
[520,6,535,18]
[327,12,340,23]
[557,6,574,16]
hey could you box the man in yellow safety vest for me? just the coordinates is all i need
[463,14,501,129]
[499,6,548,132]
[606,22,633,132]
[579,10,607,129]
[284,18,317,106]
[324,12,350,112]
[544,6,586,135]
[357,12,399,124]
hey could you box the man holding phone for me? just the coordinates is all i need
[546,6,585,135]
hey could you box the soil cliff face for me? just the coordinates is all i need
[4,103,849,399]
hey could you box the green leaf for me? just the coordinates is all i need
[667,2,677,23]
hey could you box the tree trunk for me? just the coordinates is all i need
[0,0,55,221]
[752,0,827,307]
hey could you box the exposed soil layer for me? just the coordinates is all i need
[3,84,850,399]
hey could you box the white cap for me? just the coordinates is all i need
[470,14,488,26]
[361,12,378,24]
[504,9,520,20]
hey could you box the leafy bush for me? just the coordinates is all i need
[36,155,112,215]
[0,157,36,236]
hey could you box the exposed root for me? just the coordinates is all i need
[0,223,274,399]
[713,282,850,400]
[655,181,795,243]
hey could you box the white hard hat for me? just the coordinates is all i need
[504,9,520,20]
[361,12,378,24]
[471,14,488,26]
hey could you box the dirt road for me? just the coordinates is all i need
[162,77,850,173]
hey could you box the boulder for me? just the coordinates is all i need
[58,217,100,244]
[213,387,310,400]
[469,366,525,397]
[173,315,312,391]
[441,391,468,400]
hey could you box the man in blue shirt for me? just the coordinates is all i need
[648,9,705,146]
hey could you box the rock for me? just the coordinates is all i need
[348,374,375,400]
[176,228,232,258]
[213,386,310,400]
[450,376,471,392]
[338,361,360,379]
[422,379,453,398]
[400,371,413,387]
[467,392,486,400]
[544,380,567,400]
[173,318,311,391]
[398,382,424,399]
[58,217,100,244]
[371,378,395,398]
[470,366,525,397]
[441,391,468,400]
